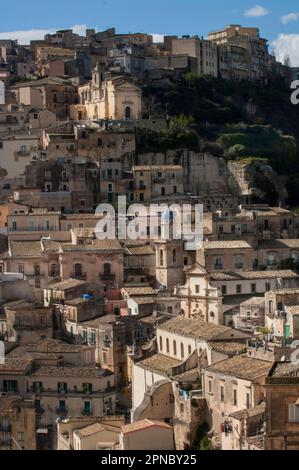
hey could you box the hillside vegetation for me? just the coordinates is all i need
[141,75,299,206]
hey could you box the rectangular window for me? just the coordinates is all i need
[246,393,251,409]
[3,380,18,393]
[289,404,299,423]
[221,285,227,295]
[233,389,237,406]
[84,401,91,414]
[251,284,257,294]
[220,386,225,402]
[33,381,43,393]
[195,285,200,294]
[215,257,223,270]
[83,383,92,394]
[235,256,243,269]
[265,283,271,292]
[18,264,24,274]
[236,284,242,294]
[57,382,68,393]
[59,400,66,411]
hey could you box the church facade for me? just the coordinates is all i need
[72,64,142,121]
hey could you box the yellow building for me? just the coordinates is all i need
[72,64,142,121]
[208,25,260,45]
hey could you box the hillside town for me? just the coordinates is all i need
[0,23,299,452]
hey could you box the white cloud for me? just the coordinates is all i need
[244,5,269,17]
[0,24,87,44]
[272,34,299,66]
[281,13,299,25]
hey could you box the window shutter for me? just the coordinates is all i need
[289,404,296,422]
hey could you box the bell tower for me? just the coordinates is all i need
[92,61,102,87]
[155,238,184,292]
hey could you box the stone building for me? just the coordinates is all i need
[57,416,124,450]
[265,362,299,450]
[203,353,272,435]
[12,76,78,119]
[0,356,116,428]
[196,240,255,273]
[172,37,218,77]
[265,289,299,340]
[3,300,53,344]
[132,317,249,449]
[74,65,142,121]
[132,165,184,203]
[0,396,37,450]
[208,25,260,45]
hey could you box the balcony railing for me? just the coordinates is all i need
[56,408,68,416]
[82,409,92,416]
[214,264,224,271]
[14,149,30,157]
[1,440,11,448]
[100,273,116,282]
[70,273,87,281]
[9,226,58,232]
[0,424,10,432]
[153,177,166,184]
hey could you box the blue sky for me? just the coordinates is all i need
[1,1,299,64]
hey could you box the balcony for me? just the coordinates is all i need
[9,226,58,233]
[153,177,166,184]
[1,440,11,448]
[70,273,87,281]
[100,273,116,282]
[48,275,61,283]
[235,264,244,270]
[82,409,92,416]
[0,424,10,432]
[214,264,224,271]
[56,408,68,416]
[14,149,30,157]
[13,322,49,330]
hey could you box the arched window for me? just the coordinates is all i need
[160,249,164,267]
[125,106,131,119]
[166,338,170,353]
[181,342,184,359]
[159,336,163,351]
[173,340,177,356]
[74,263,82,277]
[188,345,192,356]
